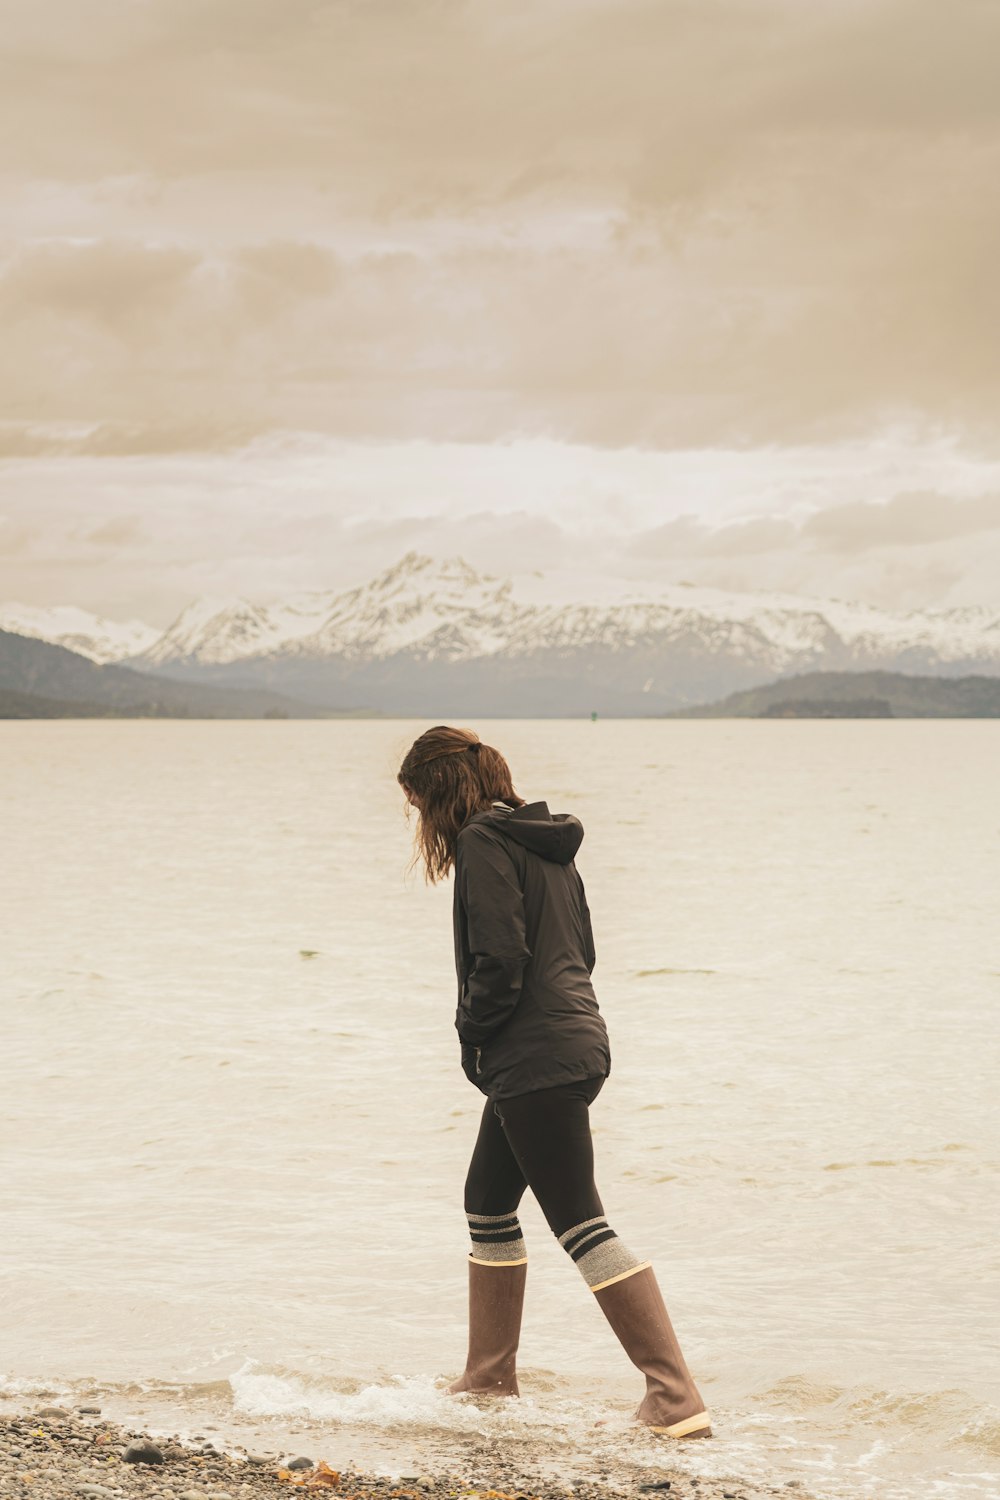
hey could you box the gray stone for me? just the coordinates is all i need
[286,1456,314,1470]
[123,1440,165,1465]
[77,1406,103,1415]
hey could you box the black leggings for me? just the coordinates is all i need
[461,1075,647,1287]
[464,1074,606,1235]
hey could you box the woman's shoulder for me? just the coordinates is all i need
[458,814,507,844]
[456,805,519,859]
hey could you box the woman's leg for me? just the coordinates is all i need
[462,1093,529,1263]
[447,1096,528,1397]
[494,1078,711,1438]
[493,1076,647,1285]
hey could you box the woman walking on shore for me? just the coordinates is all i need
[398,725,711,1440]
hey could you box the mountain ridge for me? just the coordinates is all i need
[4,551,999,715]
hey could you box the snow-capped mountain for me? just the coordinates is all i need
[120,552,997,668]
[125,550,1000,677]
[6,551,1000,715]
[0,603,160,664]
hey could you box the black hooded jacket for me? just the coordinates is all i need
[452,799,611,1098]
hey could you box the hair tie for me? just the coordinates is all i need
[411,739,481,768]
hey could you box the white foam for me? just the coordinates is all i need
[0,1374,74,1399]
[229,1362,592,1440]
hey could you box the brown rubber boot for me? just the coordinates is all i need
[592,1264,712,1437]
[447,1259,527,1397]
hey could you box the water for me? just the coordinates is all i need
[1,719,998,1498]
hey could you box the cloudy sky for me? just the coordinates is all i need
[2,0,999,626]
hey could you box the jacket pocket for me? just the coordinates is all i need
[460,1038,479,1082]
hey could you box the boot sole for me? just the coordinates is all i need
[648,1410,713,1439]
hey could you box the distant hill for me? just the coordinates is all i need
[0,687,121,718]
[663,670,1000,718]
[0,630,374,718]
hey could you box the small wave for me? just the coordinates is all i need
[225,1365,786,1496]
[753,1375,847,1411]
[955,1415,1000,1458]
[229,1363,596,1441]
[0,1375,74,1400]
[755,1376,1000,1463]
[0,1371,239,1409]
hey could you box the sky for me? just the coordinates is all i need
[1,0,999,627]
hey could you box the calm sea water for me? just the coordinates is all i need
[1,720,998,1499]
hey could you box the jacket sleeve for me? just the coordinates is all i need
[455,826,531,1046]
[578,870,596,974]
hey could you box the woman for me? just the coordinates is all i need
[398,724,711,1440]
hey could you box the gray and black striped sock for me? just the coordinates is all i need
[557,1215,650,1290]
[466,1210,528,1265]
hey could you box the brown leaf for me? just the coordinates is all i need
[304,1461,341,1488]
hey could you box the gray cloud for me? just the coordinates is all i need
[802,491,1000,551]
[4,472,999,625]
[630,493,1000,563]
[83,515,145,547]
[0,0,997,449]
[619,490,1000,610]
[3,0,1000,620]
[0,421,269,458]
[634,516,801,558]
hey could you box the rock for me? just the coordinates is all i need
[35,1405,70,1418]
[179,1490,210,1500]
[286,1456,314,1470]
[77,1487,116,1498]
[244,1455,269,1465]
[77,1406,103,1415]
[123,1440,165,1465]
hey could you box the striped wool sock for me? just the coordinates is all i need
[466,1210,528,1266]
[557,1215,650,1290]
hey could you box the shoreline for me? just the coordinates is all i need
[0,1402,814,1500]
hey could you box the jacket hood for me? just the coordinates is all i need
[471,799,584,865]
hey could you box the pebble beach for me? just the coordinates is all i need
[0,1404,816,1500]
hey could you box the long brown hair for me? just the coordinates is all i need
[398,725,526,885]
